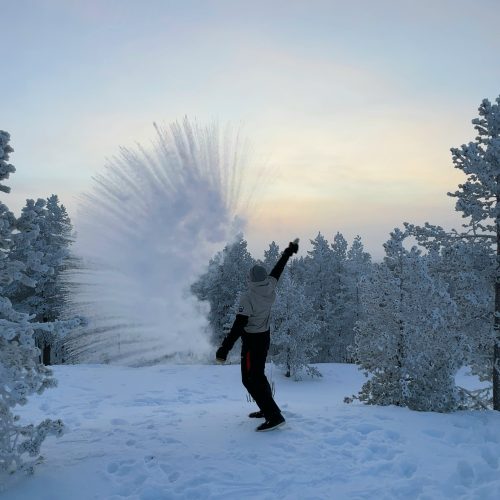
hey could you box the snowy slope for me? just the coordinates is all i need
[2,363,500,500]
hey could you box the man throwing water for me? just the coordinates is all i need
[216,239,299,431]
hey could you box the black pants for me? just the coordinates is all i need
[241,330,281,419]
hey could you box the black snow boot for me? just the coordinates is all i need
[256,414,285,432]
[249,410,265,418]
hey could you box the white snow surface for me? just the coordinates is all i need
[2,363,500,500]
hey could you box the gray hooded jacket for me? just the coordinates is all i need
[238,276,277,333]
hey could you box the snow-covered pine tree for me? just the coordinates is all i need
[405,222,494,406]
[288,252,307,286]
[447,95,500,410]
[191,233,255,345]
[42,195,75,364]
[303,232,334,362]
[352,229,463,412]
[0,131,15,194]
[0,134,55,474]
[43,194,74,321]
[0,131,79,476]
[263,241,280,270]
[4,195,74,364]
[270,269,321,380]
[329,232,352,362]
[342,235,372,362]
[352,229,409,407]
[6,198,51,317]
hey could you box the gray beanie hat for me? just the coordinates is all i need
[249,264,268,282]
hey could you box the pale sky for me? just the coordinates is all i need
[2,0,500,259]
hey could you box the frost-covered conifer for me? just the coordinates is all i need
[191,233,255,344]
[4,195,74,364]
[353,229,463,412]
[263,241,280,270]
[43,194,74,320]
[271,270,321,379]
[405,222,494,395]
[329,232,352,362]
[343,235,372,362]
[447,95,500,409]
[303,232,335,362]
[0,132,79,476]
[0,131,15,194]
[6,198,51,316]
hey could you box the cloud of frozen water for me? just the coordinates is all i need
[65,119,253,365]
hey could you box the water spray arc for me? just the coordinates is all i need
[65,119,253,365]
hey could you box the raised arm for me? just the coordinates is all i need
[269,239,299,281]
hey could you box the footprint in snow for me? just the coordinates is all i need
[111,418,128,425]
[273,442,297,453]
[354,423,381,435]
[106,459,135,476]
[116,463,135,476]
[383,430,400,441]
[324,433,361,446]
[480,446,499,469]
[373,414,393,421]
[161,436,181,444]
[397,459,417,478]
[422,428,445,439]
[457,460,475,487]
[143,455,157,467]
[168,471,180,482]
[107,462,119,474]
[367,443,399,461]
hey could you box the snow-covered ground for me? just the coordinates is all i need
[2,363,500,500]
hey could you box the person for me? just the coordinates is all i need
[216,239,299,432]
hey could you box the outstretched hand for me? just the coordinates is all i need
[287,238,299,255]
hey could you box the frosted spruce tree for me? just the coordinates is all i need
[270,269,321,379]
[262,241,280,270]
[4,195,74,364]
[303,232,334,362]
[0,131,79,476]
[329,232,352,362]
[43,194,74,321]
[191,233,255,345]
[447,95,500,410]
[405,222,494,407]
[6,198,51,317]
[351,229,463,412]
[345,235,372,360]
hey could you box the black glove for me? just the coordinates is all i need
[286,239,299,255]
[216,346,228,363]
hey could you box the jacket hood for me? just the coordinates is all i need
[248,277,275,299]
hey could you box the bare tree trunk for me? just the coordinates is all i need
[43,344,51,366]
